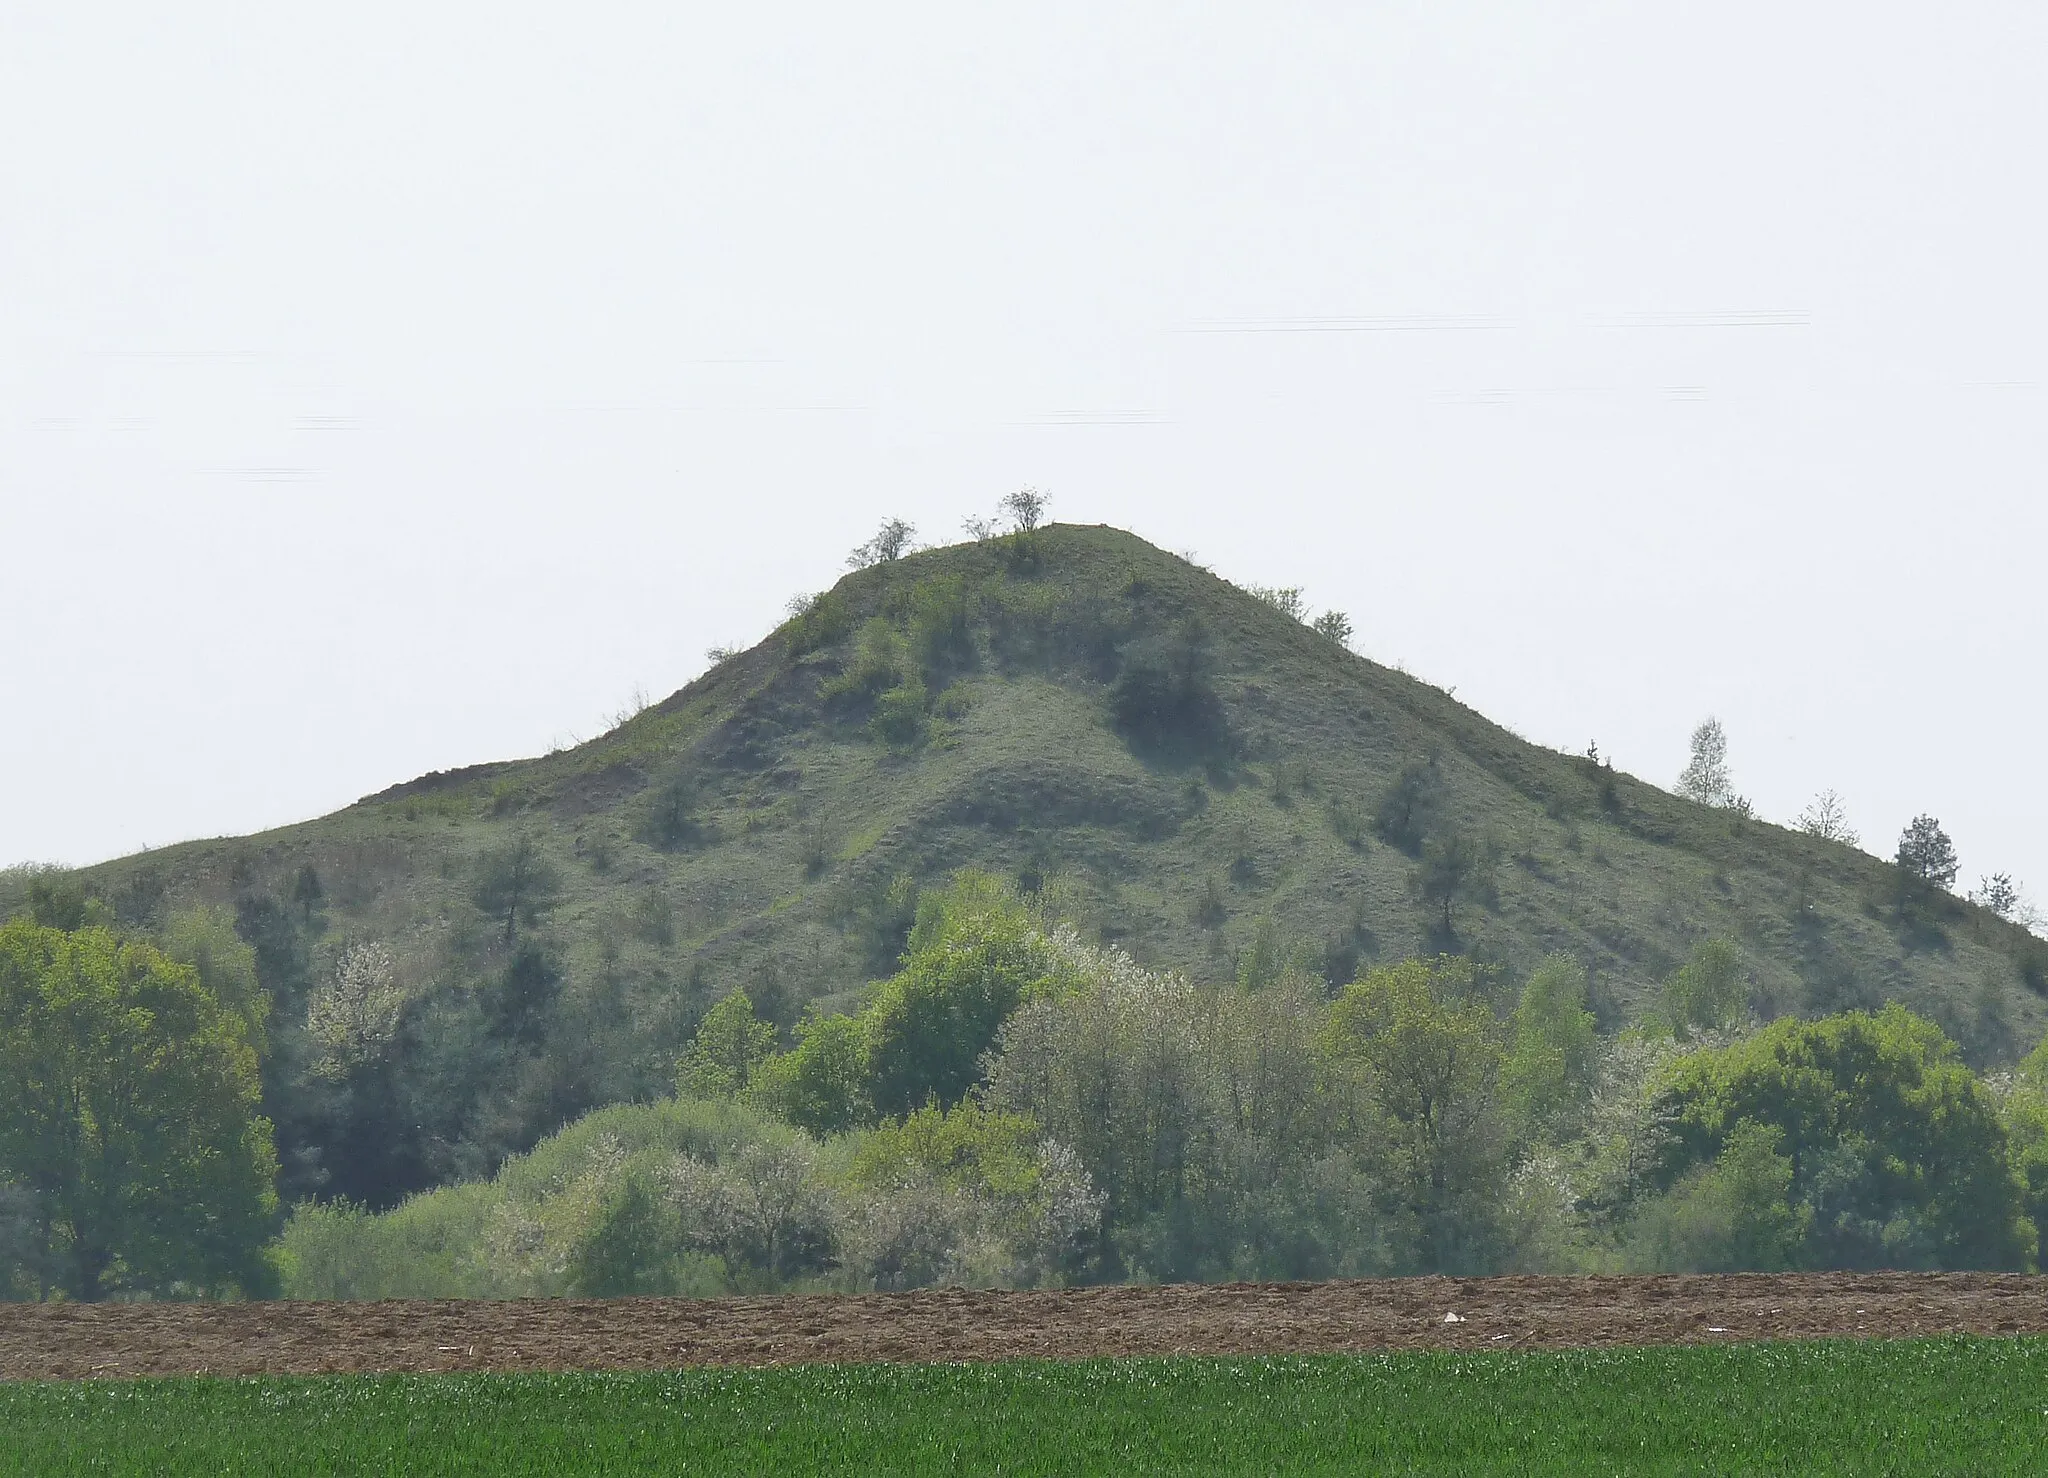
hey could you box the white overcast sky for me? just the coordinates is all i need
[3,4,2043,900]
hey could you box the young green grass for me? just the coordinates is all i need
[4,1338,2041,1476]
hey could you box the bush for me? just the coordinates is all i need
[870,678,930,749]
[638,777,707,852]
[1373,758,1441,855]
[821,620,907,715]
[1662,939,1746,1035]
[907,575,977,679]
[1109,621,1226,756]
[782,590,851,656]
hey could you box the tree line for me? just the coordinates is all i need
[278,874,2048,1300]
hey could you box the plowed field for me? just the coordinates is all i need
[5,1272,2045,1380]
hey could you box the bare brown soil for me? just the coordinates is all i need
[5,1273,2047,1381]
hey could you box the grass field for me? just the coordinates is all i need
[4,1338,2043,1475]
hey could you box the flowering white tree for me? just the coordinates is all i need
[305,941,405,1081]
[1676,718,1734,807]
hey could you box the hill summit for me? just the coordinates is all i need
[12,523,2042,1208]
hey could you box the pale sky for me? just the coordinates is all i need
[4,4,2043,908]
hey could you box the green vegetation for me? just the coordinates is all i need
[4,523,2045,1293]
[273,881,2048,1297]
[8,1340,2048,1475]
[0,919,277,1300]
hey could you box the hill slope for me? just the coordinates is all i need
[10,524,2042,1205]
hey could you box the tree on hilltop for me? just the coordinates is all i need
[847,517,917,569]
[999,487,1048,532]
[1897,815,1960,891]
[1797,789,1859,846]
[1676,718,1734,807]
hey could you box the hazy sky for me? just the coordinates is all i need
[4,4,2043,906]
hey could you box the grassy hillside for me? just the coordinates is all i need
[8,524,2042,1207]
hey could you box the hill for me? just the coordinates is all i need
[7,523,2042,1208]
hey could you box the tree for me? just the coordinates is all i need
[305,941,404,1081]
[999,487,1048,532]
[161,906,269,1050]
[1373,757,1442,856]
[288,863,326,924]
[1655,1005,2031,1270]
[864,875,1057,1117]
[1663,939,1746,1036]
[1624,1119,1807,1273]
[1897,815,1959,890]
[638,776,706,852]
[679,991,778,1099]
[1323,957,1508,1271]
[489,943,563,1046]
[471,835,563,947]
[1676,718,1733,807]
[27,875,107,932]
[1311,610,1354,648]
[0,920,279,1299]
[566,1167,682,1297]
[1796,790,1860,846]
[1415,830,1491,944]
[847,517,917,569]
[1109,620,1225,755]
[1971,873,2029,923]
[750,1011,871,1134]
[1501,954,1599,1143]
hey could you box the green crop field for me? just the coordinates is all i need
[4,1338,2043,1476]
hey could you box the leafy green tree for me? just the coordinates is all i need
[1624,1119,1808,1273]
[566,1168,683,1296]
[863,874,1061,1118]
[0,920,279,1299]
[870,676,931,748]
[1662,939,1746,1036]
[1655,1006,2031,1270]
[1999,1037,2048,1271]
[471,835,563,947]
[679,991,778,1100]
[232,891,312,1004]
[750,1011,871,1135]
[161,906,268,1051]
[781,589,851,655]
[488,942,562,1046]
[288,863,326,924]
[27,876,108,932]
[1323,956,1508,1271]
[1502,953,1599,1144]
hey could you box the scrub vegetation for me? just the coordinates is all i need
[274,877,2048,1297]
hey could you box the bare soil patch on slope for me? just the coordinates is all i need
[5,1273,2046,1381]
